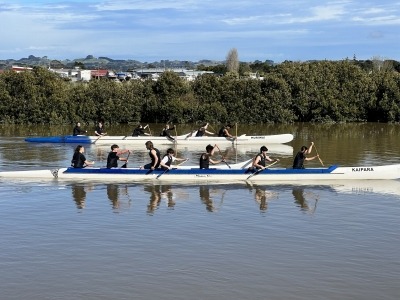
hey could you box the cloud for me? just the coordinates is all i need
[0,0,399,62]
[93,0,200,11]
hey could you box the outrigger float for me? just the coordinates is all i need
[1,162,400,182]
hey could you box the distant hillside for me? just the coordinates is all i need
[0,55,225,71]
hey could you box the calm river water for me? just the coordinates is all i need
[0,123,399,300]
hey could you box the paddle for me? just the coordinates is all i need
[215,145,231,169]
[156,167,176,179]
[145,169,154,175]
[157,157,188,179]
[246,160,278,180]
[207,124,216,136]
[174,126,178,144]
[121,151,130,168]
[122,132,131,140]
[176,158,189,166]
[235,122,238,162]
[185,129,196,140]
[92,133,106,144]
[313,144,324,166]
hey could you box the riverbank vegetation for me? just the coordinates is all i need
[0,59,399,125]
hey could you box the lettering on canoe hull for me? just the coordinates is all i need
[352,187,373,193]
[250,136,266,140]
[195,174,212,177]
[352,167,374,172]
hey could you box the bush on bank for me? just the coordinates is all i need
[0,60,400,125]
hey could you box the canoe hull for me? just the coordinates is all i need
[25,133,294,145]
[1,164,400,182]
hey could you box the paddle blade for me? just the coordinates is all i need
[156,169,169,179]
[224,161,231,169]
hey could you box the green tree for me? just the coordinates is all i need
[152,71,189,123]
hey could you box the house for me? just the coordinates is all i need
[78,70,92,81]
[11,65,33,73]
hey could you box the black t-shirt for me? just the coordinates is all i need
[95,125,105,135]
[73,126,85,136]
[132,128,145,136]
[293,151,306,169]
[71,152,86,168]
[199,153,210,169]
[107,152,119,168]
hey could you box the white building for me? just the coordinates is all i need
[78,70,92,81]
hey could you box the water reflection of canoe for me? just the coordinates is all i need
[70,181,400,213]
[1,163,400,182]
[252,180,400,197]
[24,133,294,145]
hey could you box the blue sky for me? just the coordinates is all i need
[1,0,399,62]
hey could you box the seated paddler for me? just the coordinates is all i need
[251,146,279,171]
[71,145,94,168]
[199,144,225,169]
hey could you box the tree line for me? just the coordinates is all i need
[0,59,399,125]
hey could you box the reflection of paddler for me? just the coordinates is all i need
[292,187,319,214]
[254,188,268,211]
[292,187,308,210]
[107,184,120,209]
[161,185,175,208]
[253,187,279,211]
[72,184,86,209]
[199,185,214,212]
[145,185,162,214]
[199,186,226,212]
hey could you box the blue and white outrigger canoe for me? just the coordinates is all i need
[1,162,400,182]
[24,133,294,146]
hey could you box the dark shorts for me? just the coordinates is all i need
[143,163,152,169]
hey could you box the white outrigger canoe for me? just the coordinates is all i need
[93,143,294,156]
[1,162,400,182]
[24,133,294,146]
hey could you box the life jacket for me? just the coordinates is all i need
[161,154,173,170]
[253,153,266,169]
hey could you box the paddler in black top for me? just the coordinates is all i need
[252,146,279,170]
[143,141,161,170]
[71,145,94,168]
[199,144,225,169]
[132,124,150,137]
[293,142,319,169]
[106,144,130,168]
[73,122,87,136]
[95,121,106,136]
[159,148,188,170]
[160,124,176,141]
[195,123,215,137]
[218,124,235,139]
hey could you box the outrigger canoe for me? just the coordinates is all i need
[93,143,294,156]
[24,133,294,145]
[1,163,400,182]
